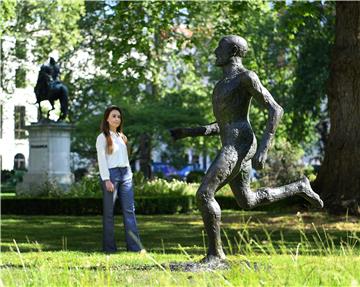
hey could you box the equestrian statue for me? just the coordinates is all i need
[34,57,68,121]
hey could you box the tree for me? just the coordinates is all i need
[55,1,334,183]
[314,2,360,215]
[68,1,217,177]
[0,0,84,106]
[0,0,84,62]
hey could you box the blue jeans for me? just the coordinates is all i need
[101,166,142,253]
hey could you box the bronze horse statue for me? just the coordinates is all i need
[34,57,68,121]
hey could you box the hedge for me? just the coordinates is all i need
[1,195,306,215]
[1,195,196,215]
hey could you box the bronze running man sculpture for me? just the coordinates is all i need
[170,35,323,263]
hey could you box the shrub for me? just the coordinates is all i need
[1,170,15,182]
[67,175,102,198]
[257,138,316,186]
[135,177,198,196]
[38,179,64,197]
[186,170,205,183]
[74,168,88,182]
[1,170,26,188]
[167,174,182,181]
[1,196,196,215]
[153,171,166,179]
[15,172,199,198]
[131,171,197,196]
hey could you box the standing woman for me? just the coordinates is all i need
[96,105,143,253]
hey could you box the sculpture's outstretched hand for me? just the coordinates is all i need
[252,150,267,170]
[169,128,185,141]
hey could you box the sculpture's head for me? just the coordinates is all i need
[215,35,248,66]
[49,57,56,66]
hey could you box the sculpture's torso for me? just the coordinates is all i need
[212,71,255,148]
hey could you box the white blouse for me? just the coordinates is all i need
[96,131,130,180]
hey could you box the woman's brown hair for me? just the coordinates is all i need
[100,105,125,154]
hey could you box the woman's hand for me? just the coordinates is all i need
[105,180,114,192]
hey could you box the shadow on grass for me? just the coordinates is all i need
[1,211,359,255]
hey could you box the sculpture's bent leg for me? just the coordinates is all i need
[196,145,239,263]
[229,160,257,209]
[230,161,323,209]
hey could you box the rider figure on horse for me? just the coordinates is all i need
[49,57,61,84]
[34,57,68,122]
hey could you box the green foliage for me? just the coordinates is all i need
[257,138,316,186]
[15,67,26,88]
[129,171,198,197]
[1,0,85,62]
[0,0,16,37]
[2,0,81,77]
[186,170,205,183]
[15,175,101,198]
[15,39,26,59]
[62,1,335,164]
[135,177,197,197]
[68,175,101,197]
[2,1,335,166]
[13,178,64,198]
[25,178,65,198]
[276,1,335,145]
[68,1,219,159]
[67,77,110,158]
[15,172,198,198]
[2,196,195,215]
[0,169,26,188]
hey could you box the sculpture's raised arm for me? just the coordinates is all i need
[246,71,283,170]
[169,122,220,141]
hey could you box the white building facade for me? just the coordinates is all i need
[0,36,38,171]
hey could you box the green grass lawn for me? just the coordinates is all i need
[1,210,359,286]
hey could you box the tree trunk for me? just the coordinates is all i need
[137,27,161,179]
[139,133,152,179]
[314,2,360,215]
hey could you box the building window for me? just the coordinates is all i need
[15,67,26,88]
[14,106,26,139]
[14,153,26,170]
[0,104,3,138]
[15,40,27,60]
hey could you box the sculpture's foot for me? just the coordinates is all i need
[299,177,324,208]
[196,254,229,270]
[168,257,229,272]
[200,253,226,264]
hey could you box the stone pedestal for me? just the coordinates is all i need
[17,121,74,196]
